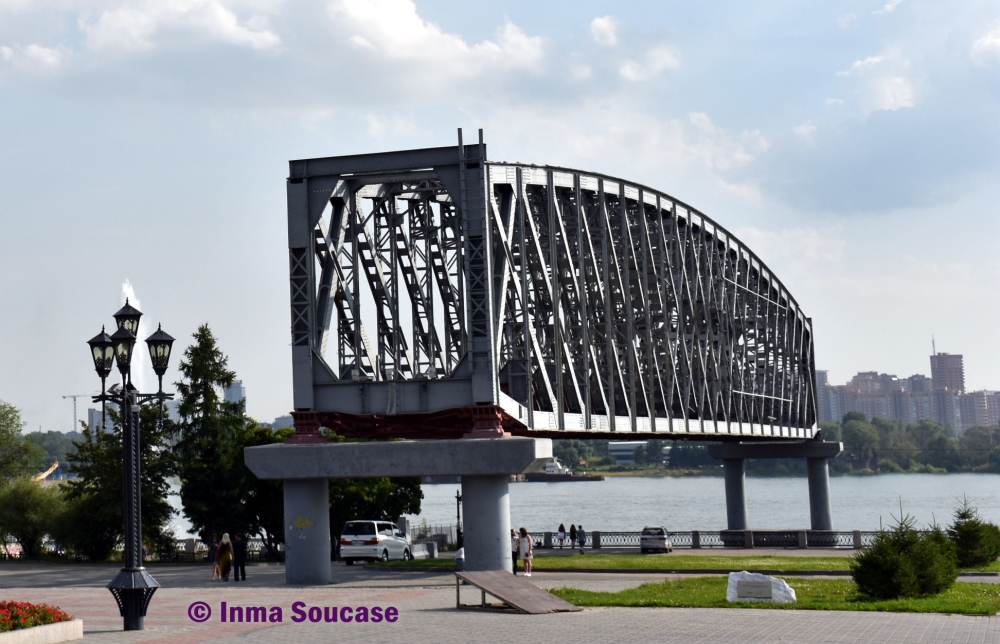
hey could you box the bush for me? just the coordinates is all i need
[878,460,904,473]
[850,513,957,599]
[0,479,63,557]
[0,601,72,632]
[947,498,1000,568]
[49,494,121,561]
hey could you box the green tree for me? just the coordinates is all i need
[988,446,1000,473]
[0,401,43,480]
[25,431,78,474]
[172,324,252,541]
[818,421,841,442]
[0,478,63,557]
[238,422,293,557]
[947,498,1000,567]
[63,405,176,559]
[842,420,879,460]
[958,426,1000,469]
[842,411,867,424]
[921,434,962,471]
[850,511,957,599]
[668,442,716,468]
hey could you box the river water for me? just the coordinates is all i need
[405,473,1000,533]
[167,473,1000,538]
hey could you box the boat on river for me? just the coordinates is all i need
[523,458,605,482]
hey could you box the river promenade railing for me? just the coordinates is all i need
[1,529,882,561]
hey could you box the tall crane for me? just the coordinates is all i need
[62,394,89,433]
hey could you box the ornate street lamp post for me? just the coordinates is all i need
[87,299,175,631]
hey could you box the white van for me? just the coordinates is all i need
[339,520,411,565]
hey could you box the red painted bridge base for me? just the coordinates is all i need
[285,405,520,442]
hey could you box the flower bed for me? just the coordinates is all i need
[0,602,72,633]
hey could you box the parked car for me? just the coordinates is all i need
[340,520,411,565]
[640,526,673,553]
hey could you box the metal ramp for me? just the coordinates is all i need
[454,571,583,614]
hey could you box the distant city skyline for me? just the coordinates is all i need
[818,350,1000,431]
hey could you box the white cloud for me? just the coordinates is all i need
[836,56,883,77]
[867,76,914,111]
[793,122,817,143]
[590,15,617,47]
[570,63,591,80]
[735,225,846,273]
[0,43,62,68]
[825,98,844,107]
[482,100,766,208]
[329,0,543,77]
[872,0,904,15]
[973,27,1000,59]
[366,113,417,139]
[836,52,915,113]
[619,45,680,81]
[687,112,760,171]
[79,0,281,52]
[837,13,857,28]
[740,128,769,153]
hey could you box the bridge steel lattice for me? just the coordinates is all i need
[285,131,817,441]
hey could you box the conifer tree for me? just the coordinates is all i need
[172,324,252,541]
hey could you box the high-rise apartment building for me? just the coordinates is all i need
[224,380,246,404]
[87,408,104,432]
[930,353,965,393]
[959,391,1000,429]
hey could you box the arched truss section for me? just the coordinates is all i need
[286,136,817,440]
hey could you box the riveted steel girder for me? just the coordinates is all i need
[286,132,817,440]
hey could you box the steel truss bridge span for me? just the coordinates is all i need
[286,132,817,441]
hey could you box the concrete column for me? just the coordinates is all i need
[283,478,331,585]
[461,474,512,572]
[722,458,748,530]
[807,457,833,531]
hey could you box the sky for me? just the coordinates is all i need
[2,0,999,434]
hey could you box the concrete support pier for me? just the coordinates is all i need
[807,457,833,530]
[283,478,331,585]
[708,441,843,532]
[245,437,550,584]
[722,459,748,531]
[461,475,512,572]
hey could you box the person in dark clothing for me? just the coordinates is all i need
[208,533,220,581]
[569,524,577,550]
[232,533,247,582]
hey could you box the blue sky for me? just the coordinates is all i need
[2,0,999,433]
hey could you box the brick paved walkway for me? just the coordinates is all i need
[1,564,996,643]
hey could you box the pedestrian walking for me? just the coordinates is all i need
[557,524,566,549]
[578,525,586,551]
[218,533,233,581]
[511,529,519,574]
[455,545,465,572]
[518,528,533,576]
[232,533,247,582]
[208,533,220,581]
[569,524,577,550]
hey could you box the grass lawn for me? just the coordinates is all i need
[550,577,1000,615]
[373,553,1000,572]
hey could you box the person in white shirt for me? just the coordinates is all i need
[518,527,533,577]
[455,546,465,571]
